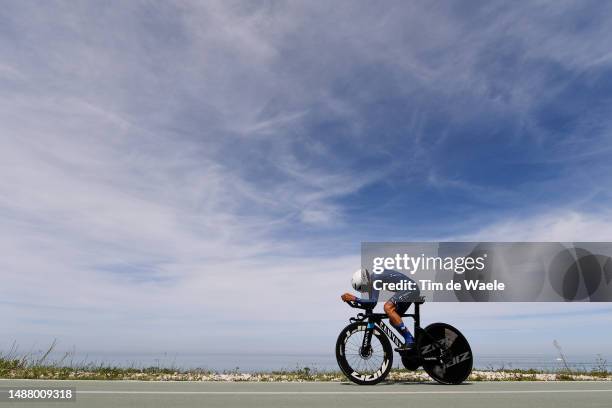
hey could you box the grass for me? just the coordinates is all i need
[0,341,209,381]
[2,357,610,381]
[1,342,610,382]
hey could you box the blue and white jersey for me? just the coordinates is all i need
[366,269,420,303]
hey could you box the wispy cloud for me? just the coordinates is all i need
[2,1,612,356]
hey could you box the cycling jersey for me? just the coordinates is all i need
[360,269,420,313]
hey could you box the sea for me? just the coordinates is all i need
[21,351,612,373]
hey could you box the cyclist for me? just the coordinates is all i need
[341,268,419,350]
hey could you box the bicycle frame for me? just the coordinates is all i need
[340,298,473,384]
[349,301,422,350]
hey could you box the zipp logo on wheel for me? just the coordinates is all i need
[350,359,389,382]
[420,338,449,355]
[445,351,471,368]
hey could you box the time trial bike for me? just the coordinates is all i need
[336,297,473,385]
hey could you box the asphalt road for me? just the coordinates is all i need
[1,380,612,408]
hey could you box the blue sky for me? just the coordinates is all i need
[2,1,612,360]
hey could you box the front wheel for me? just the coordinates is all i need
[418,322,473,384]
[336,322,393,385]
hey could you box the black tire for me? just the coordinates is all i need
[417,322,473,384]
[335,322,393,385]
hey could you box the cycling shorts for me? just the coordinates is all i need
[389,290,419,315]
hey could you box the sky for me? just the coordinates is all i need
[2,1,612,361]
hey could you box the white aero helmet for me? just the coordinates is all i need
[351,268,370,292]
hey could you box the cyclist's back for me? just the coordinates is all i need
[367,269,420,306]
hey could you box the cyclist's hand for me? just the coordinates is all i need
[341,293,357,302]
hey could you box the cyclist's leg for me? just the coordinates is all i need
[386,292,415,346]
[384,292,412,323]
[383,301,403,326]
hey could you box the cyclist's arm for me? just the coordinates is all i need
[341,292,377,304]
[354,284,379,304]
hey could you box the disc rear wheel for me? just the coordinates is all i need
[418,322,473,384]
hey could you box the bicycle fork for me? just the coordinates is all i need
[359,322,376,358]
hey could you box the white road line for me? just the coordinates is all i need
[76,389,612,395]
